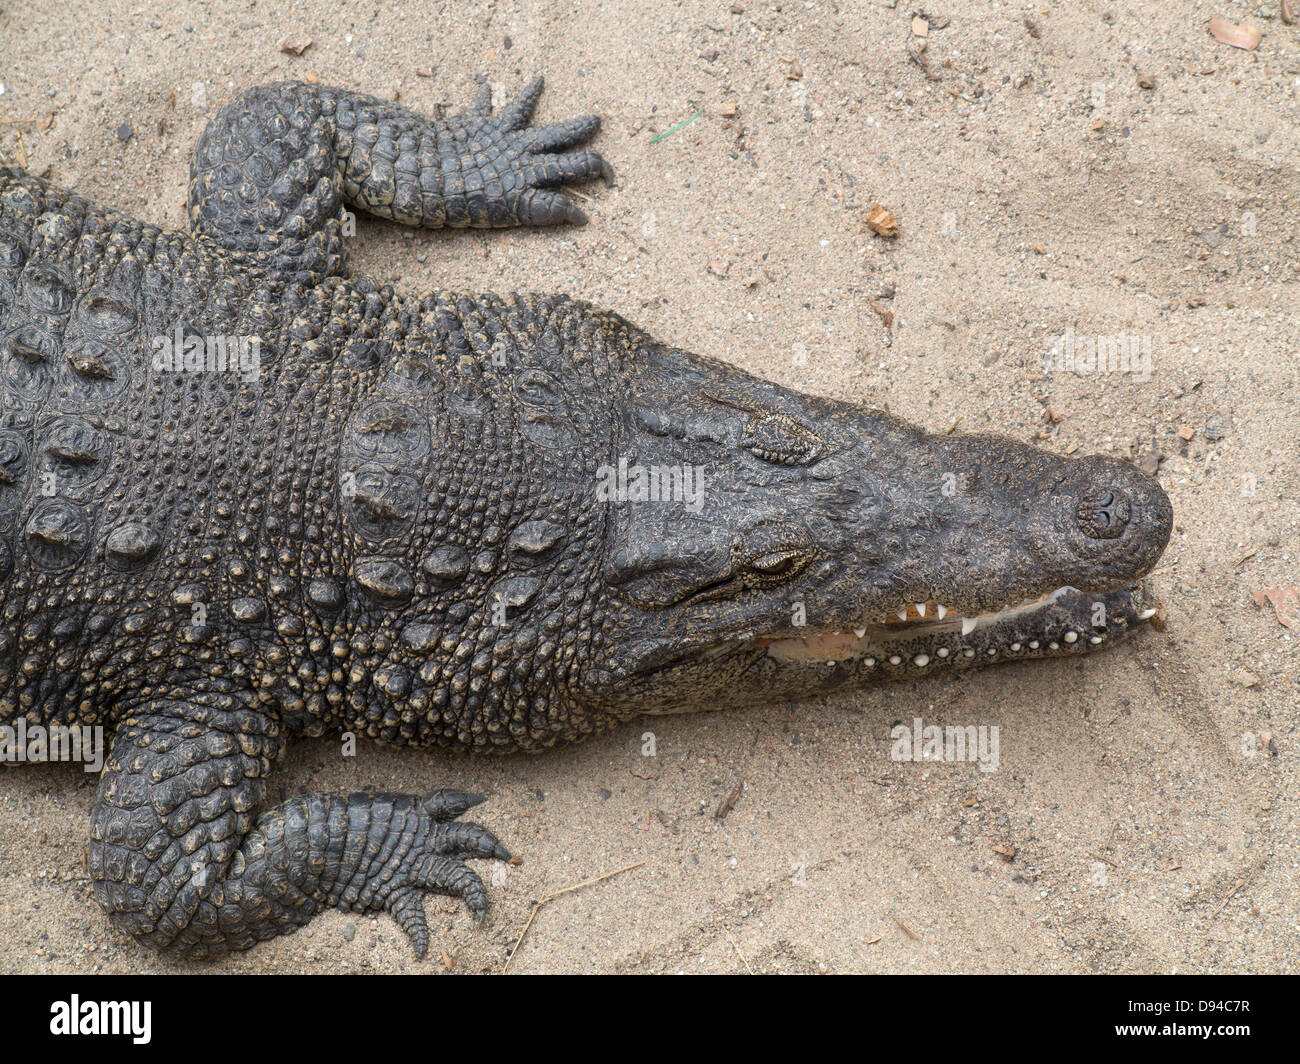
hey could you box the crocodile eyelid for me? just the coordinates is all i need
[701,386,826,465]
[738,547,812,588]
[747,549,804,575]
[742,413,825,466]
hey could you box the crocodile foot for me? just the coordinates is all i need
[378,789,514,958]
[90,698,515,960]
[441,74,615,225]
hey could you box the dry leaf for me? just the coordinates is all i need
[867,297,894,328]
[653,809,679,834]
[715,780,744,820]
[1208,17,1261,50]
[279,35,313,56]
[1252,587,1300,631]
[866,202,899,237]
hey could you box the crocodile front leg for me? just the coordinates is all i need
[89,697,509,958]
[188,78,611,281]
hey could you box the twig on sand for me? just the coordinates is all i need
[724,928,755,974]
[1210,876,1248,919]
[503,859,647,972]
[892,915,919,940]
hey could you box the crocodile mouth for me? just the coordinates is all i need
[755,582,1162,669]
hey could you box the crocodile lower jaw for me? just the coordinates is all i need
[757,584,1161,666]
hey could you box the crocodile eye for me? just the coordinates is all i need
[746,551,806,578]
[736,520,816,587]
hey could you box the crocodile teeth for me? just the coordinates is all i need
[761,583,1155,666]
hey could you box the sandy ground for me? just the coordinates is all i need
[0,0,1297,974]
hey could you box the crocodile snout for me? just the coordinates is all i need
[1075,486,1131,539]
[1059,457,1172,585]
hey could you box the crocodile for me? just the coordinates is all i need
[0,78,1172,960]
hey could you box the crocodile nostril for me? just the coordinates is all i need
[1076,487,1131,539]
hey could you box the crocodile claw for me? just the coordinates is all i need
[381,791,511,958]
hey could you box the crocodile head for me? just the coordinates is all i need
[540,311,1174,718]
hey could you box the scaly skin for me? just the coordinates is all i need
[0,78,1172,959]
